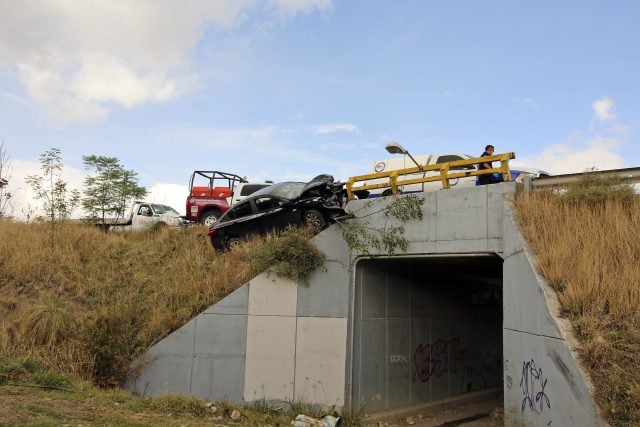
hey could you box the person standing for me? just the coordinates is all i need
[478,144,495,185]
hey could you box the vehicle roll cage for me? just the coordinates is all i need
[188,170,247,191]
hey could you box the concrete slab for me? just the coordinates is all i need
[297,261,350,318]
[204,285,248,315]
[314,225,351,265]
[244,315,297,402]
[503,329,601,426]
[190,356,245,402]
[353,319,387,412]
[403,192,437,243]
[503,251,561,339]
[436,186,488,242]
[387,318,412,409]
[294,317,348,406]
[128,321,196,397]
[248,274,297,317]
[193,313,247,358]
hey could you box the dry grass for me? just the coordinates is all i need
[514,183,640,426]
[0,221,324,387]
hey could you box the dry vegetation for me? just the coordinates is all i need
[514,176,640,426]
[0,222,324,387]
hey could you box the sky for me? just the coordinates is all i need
[0,0,638,217]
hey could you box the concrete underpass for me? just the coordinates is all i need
[127,183,604,426]
[351,256,503,413]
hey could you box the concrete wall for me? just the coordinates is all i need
[126,225,352,407]
[502,205,602,426]
[126,183,604,425]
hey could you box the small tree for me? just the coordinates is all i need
[82,155,146,223]
[25,148,81,246]
[0,139,12,218]
[340,194,424,255]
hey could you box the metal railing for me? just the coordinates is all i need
[345,152,516,200]
[522,167,640,197]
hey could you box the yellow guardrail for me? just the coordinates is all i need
[346,152,516,200]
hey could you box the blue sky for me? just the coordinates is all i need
[0,0,638,215]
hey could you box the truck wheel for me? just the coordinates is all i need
[302,209,326,230]
[201,210,221,227]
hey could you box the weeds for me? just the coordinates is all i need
[341,194,424,255]
[244,226,326,284]
[514,176,639,426]
[0,220,326,389]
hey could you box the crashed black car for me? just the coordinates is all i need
[207,175,349,250]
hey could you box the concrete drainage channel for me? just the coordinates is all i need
[350,255,503,425]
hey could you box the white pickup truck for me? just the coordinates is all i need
[356,153,550,197]
[97,201,186,231]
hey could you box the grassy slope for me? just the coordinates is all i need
[514,187,640,426]
[0,221,335,425]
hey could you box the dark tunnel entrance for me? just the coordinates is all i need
[350,254,503,413]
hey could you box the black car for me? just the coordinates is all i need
[207,176,349,250]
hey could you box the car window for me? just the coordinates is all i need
[240,184,270,196]
[252,182,306,200]
[437,155,475,171]
[225,201,253,220]
[150,204,179,215]
[137,205,150,216]
[255,197,284,212]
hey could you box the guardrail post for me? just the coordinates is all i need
[523,175,532,198]
[390,171,400,194]
[440,164,450,189]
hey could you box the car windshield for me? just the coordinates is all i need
[150,204,179,215]
[251,182,306,200]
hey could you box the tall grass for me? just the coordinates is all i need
[0,221,324,387]
[514,179,640,426]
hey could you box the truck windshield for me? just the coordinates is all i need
[150,204,179,215]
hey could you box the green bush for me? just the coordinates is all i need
[81,307,141,388]
[245,226,326,284]
[563,173,637,205]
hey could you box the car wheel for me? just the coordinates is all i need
[302,209,326,230]
[226,236,243,249]
[201,210,220,227]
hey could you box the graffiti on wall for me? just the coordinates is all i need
[414,338,461,383]
[520,358,551,414]
[412,338,502,392]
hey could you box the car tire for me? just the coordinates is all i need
[201,210,221,227]
[226,236,243,250]
[302,209,326,230]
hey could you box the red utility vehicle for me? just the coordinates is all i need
[186,171,246,226]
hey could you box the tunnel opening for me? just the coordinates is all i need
[350,254,503,415]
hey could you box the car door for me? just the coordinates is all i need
[132,204,153,230]
[253,196,296,233]
[219,200,259,238]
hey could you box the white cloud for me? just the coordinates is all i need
[313,122,361,135]
[514,137,626,175]
[0,0,333,126]
[516,97,629,174]
[267,0,332,18]
[592,97,616,122]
